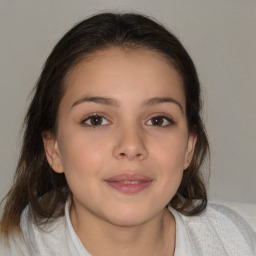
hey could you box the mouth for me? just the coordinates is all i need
[105,173,153,194]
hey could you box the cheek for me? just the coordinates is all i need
[58,136,106,200]
[150,131,188,194]
[152,131,189,170]
[58,130,109,177]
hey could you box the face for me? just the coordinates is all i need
[43,47,196,227]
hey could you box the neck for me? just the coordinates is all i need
[70,204,176,256]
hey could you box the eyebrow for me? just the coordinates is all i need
[71,96,183,113]
[143,97,184,113]
[71,96,120,109]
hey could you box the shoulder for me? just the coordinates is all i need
[180,201,256,255]
[0,229,31,256]
[212,200,256,233]
[20,204,68,255]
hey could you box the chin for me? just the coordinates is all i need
[108,215,149,227]
[104,205,159,227]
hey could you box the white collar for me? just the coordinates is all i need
[20,200,191,256]
[168,206,193,256]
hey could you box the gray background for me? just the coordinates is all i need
[0,0,255,204]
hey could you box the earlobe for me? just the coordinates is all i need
[184,133,197,170]
[42,131,64,174]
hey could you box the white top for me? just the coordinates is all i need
[1,201,256,256]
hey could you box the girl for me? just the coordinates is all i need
[0,12,255,256]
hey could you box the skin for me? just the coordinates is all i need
[43,47,197,256]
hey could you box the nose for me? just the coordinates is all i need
[112,125,148,161]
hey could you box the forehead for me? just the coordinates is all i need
[62,47,185,107]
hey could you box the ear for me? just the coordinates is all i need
[184,132,197,170]
[42,131,64,174]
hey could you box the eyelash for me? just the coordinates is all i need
[81,113,174,128]
[145,115,175,127]
[81,113,110,127]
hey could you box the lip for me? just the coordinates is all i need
[105,173,153,194]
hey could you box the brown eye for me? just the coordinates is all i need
[151,116,164,126]
[82,115,109,126]
[90,115,102,125]
[146,115,174,127]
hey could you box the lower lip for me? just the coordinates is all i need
[105,180,152,194]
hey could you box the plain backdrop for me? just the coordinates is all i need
[0,0,255,204]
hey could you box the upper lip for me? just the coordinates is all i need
[105,173,153,182]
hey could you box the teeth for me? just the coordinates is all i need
[122,181,140,184]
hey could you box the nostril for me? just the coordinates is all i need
[118,152,144,159]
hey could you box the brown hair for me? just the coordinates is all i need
[0,12,209,235]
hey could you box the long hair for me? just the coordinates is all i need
[0,12,209,235]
